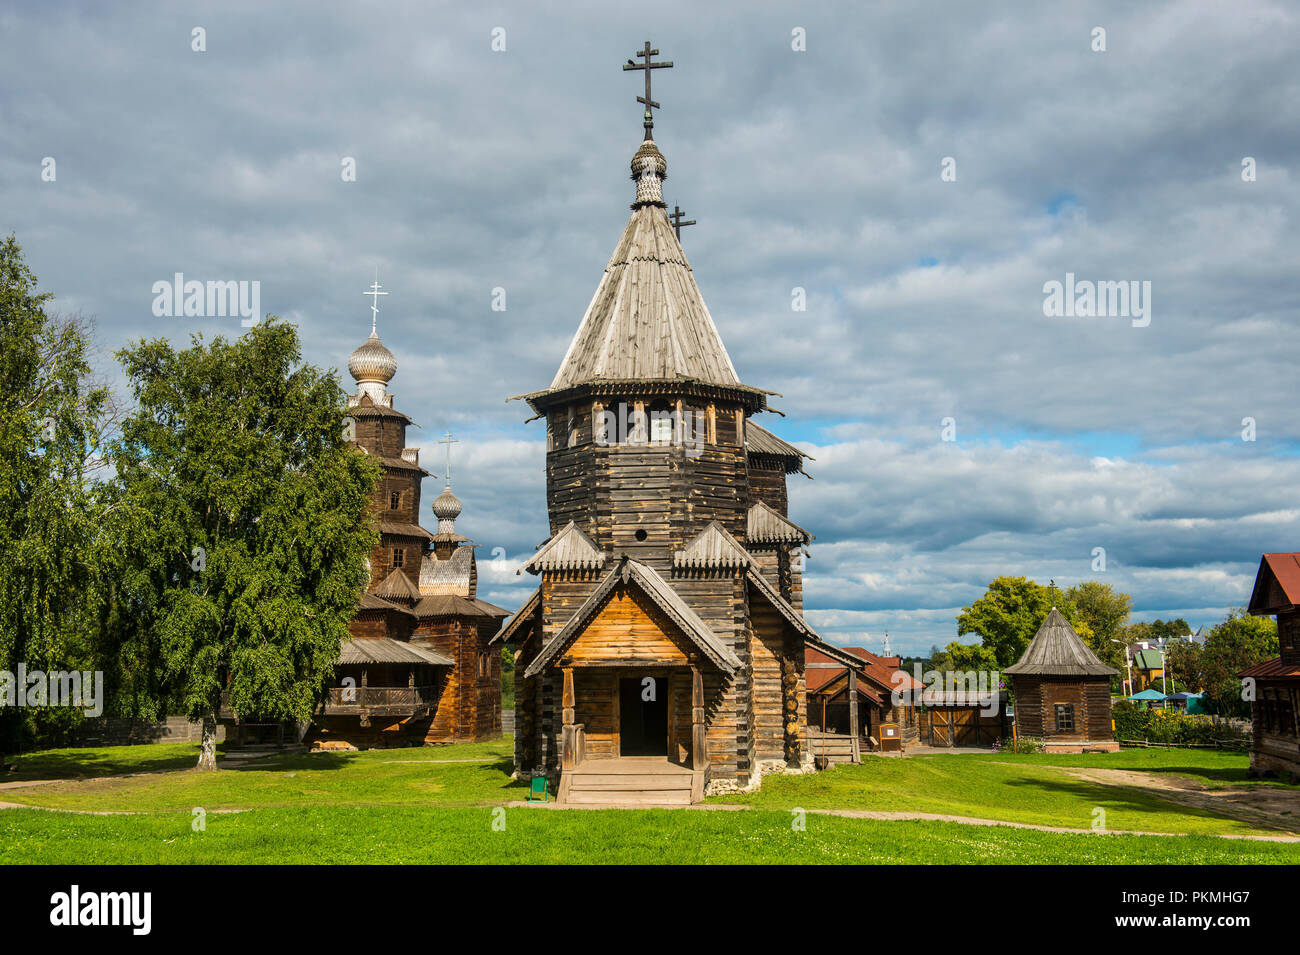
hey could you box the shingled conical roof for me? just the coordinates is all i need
[533,138,764,407]
[1004,607,1118,677]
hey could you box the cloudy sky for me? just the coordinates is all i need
[3,1,1298,655]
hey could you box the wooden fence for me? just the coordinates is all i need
[1116,738,1250,751]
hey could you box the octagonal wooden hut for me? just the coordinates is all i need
[1004,608,1119,752]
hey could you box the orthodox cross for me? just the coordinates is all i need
[669,205,696,240]
[623,40,672,138]
[364,269,387,335]
[437,430,459,485]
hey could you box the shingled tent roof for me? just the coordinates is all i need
[1003,608,1118,677]
[548,199,739,388]
[515,140,770,415]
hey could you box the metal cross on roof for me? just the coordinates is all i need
[438,430,459,485]
[669,205,696,240]
[364,268,387,335]
[623,40,672,139]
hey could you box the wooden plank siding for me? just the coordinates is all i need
[1011,675,1114,745]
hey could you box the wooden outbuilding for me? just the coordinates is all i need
[1004,608,1119,752]
[805,646,922,760]
[916,687,1009,748]
[1243,554,1300,781]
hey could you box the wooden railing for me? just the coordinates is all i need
[321,685,440,712]
[562,723,586,770]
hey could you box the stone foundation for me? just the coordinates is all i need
[705,755,817,796]
[1043,740,1120,754]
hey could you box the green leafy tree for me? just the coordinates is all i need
[1165,637,1204,694]
[500,646,515,709]
[939,641,999,672]
[1065,581,1131,674]
[0,235,109,755]
[109,318,379,769]
[1199,609,1277,718]
[957,576,1093,668]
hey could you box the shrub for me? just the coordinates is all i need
[1113,701,1243,745]
[1003,735,1043,754]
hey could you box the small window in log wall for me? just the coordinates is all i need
[1054,704,1074,732]
[649,399,673,444]
[389,491,400,510]
[392,548,405,569]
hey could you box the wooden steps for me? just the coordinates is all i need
[807,731,867,765]
[559,757,701,806]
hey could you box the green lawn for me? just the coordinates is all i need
[990,746,1294,788]
[0,738,522,812]
[709,752,1296,837]
[2,738,1297,864]
[2,741,212,782]
[4,806,1298,865]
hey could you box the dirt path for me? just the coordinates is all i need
[1049,765,1300,835]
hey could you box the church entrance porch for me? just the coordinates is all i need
[555,664,711,802]
[563,667,699,765]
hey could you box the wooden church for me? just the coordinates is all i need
[303,299,510,750]
[1004,607,1118,752]
[493,43,866,803]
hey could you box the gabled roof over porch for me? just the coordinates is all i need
[491,585,540,646]
[524,556,741,677]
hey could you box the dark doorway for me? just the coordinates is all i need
[619,676,667,756]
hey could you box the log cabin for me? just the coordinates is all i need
[1004,608,1119,752]
[1242,554,1300,781]
[255,317,509,750]
[805,646,922,761]
[492,98,867,804]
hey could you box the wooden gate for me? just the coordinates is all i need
[952,708,977,746]
[927,706,1002,747]
[930,709,954,746]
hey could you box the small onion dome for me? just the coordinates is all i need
[432,485,462,521]
[348,330,397,384]
[630,139,667,181]
[630,139,667,207]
